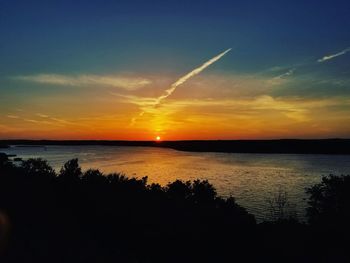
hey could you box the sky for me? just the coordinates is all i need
[0,0,350,140]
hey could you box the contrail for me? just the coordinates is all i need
[154,48,232,106]
[130,48,232,125]
[273,68,295,79]
[317,47,350,62]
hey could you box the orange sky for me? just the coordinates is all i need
[1,1,350,141]
[1,71,350,140]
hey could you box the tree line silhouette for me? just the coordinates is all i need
[1,139,350,154]
[0,152,349,262]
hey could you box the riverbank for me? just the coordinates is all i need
[1,138,350,154]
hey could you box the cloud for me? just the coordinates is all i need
[7,115,19,119]
[117,91,350,125]
[34,113,76,126]
[15,74,152,90]
[274,68,295,79]
[268,68,295,85]
[36,113,49,118]
[23,118,66,127]
[317,47,350,62]
[3,111,89,128]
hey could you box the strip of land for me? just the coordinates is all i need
[1,139,350,154]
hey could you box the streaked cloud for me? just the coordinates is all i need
[36,113,49,118]
[268,68,295,85]
[15,74,152,90]
[274,68,295,79]
[2,91,349,139]
[317,47,350,62]
[3,112,88,128]
[7,115,19,119]
[113,88,350,125]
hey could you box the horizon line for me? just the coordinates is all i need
[1,138,350,142]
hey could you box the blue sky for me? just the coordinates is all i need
[1,0,349,74]
[1,0,350,139]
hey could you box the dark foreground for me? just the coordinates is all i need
[1,138,350,154]
[0,153,350,262]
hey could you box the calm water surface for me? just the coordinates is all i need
[3,145,350,221]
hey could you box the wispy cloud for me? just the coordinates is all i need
[274,68,295,79]
[23,118,66,127]
[34,113,76,126]
[317,47,350,62]
[4,112,88,128]
[15,74,152,90]
[36,113,49,118]
[268,68,295,85]
[115,91,350,125]
[7,115,20,119]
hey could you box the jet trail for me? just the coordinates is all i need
[317,47,350,62]
[154,48,232,106]
[130,48,232,125]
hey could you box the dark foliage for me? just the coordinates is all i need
[0,156,349,262]
[0,157,256,262]
[307,175,350,228]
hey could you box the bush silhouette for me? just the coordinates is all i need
[191,179,217,204]
[306,174,350,228]
[166,180,192,200]
[0,153,13,170]
[266,189,298,222]
[21,158,56,178]
[59,158,82,182]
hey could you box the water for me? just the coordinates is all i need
[3,145,350,221]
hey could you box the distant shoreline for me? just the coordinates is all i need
[1,139,350,155]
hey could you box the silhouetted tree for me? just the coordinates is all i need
[191,179,216,204]
[21,158,56,178]
[306,174,350,228]
[166,180,192,200]
[59,158,82,181]
[82,169,106,184]
[0,153,12,170]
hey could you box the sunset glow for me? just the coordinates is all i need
[0,1,349,140]
[2,2,350,263]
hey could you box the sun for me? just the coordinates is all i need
[156,136,161,141]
